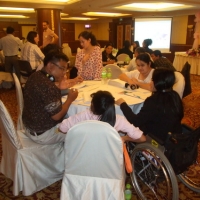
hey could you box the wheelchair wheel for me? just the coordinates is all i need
[177,161,200,193]
[130,143,179,200]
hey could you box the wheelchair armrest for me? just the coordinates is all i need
[147,133,165,146]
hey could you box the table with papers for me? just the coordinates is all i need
[62,79,151,117]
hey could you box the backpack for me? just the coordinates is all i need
[164,126,200,175]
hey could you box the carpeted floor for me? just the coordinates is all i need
[0,75,200,199]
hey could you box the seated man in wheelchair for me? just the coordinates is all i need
[115,67,183,143]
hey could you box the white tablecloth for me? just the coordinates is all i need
[173,52,200,75]
[63,80,151,117]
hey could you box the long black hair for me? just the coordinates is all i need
[90,91,116,127]
[152,68,183,120]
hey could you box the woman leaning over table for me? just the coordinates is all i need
[75,31,102,80]
[119,53,155,91]
[116,68,183,142]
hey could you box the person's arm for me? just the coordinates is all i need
[93,47,103,80]
[119,73,133,85]
[121,134,146,143]
[52,33,58,44]
[51,89,78,121]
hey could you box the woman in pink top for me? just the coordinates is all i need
[59,91,146,143]
[75,31,102,80]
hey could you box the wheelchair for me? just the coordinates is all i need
[127,124,200,200]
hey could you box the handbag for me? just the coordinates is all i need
[123,143,133,173]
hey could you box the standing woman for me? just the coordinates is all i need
[102,43,116,66]
[75,31,102,80]
[21,31,45,71]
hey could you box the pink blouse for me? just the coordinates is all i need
[75,46,102,80]
[59,109,143,140]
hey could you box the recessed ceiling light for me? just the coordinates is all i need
[115,2,193,11]
[61,17,97,20]
[83,12,130,17]
[0,14,29,18]
[0,7,34,12]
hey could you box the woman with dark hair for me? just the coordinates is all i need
[116,68,183,142]
[21,31,45,70]
[75,31,102,80]
[102,43,116,66]
[142,38,153,54]
[116,40,133,60]
[119,53,155,91]
[132,41,140,53]
[59,91,146,143]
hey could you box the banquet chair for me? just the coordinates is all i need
[173,71,185,99]
[0,100,64,196]
[181,62,192,98]
[62,43,75,67]
[60,120,125,200]
[18,60,33,84]
[104,64,123,79]
[117,53,129,62]
[13,73,24,130]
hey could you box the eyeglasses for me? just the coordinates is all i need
[51,62,68,72]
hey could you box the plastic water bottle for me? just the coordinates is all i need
[124,183,132,200]
[101,68,107,84]
[106,68,112,83]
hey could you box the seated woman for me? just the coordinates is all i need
[119,53,155,91]
[132,41,140,53]
[116,68,183,142]
[21,31,45,71]
[116,40,133,60]
[102,43,116,66]
[126,47,145,71]
[75,31,102,80]
[142,38,153,54]
[59,91,146,143]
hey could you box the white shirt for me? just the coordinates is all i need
[127,57,137,71]
[125,69,154,83]
[21,42,45,70]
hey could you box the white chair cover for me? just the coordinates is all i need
[0,72,14,89]
[117,53,129,62]
[173,71,185,99]
[60,120,125,200]
[0,100,65,196]
[13,73,24,130]
[104,64,123,79]
[62,43,76,67]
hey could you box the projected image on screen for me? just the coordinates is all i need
[134,18,172,52]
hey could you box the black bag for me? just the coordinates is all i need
[164,126,200,175]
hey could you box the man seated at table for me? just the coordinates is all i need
[22,52,81,145]
[151,50,176,71]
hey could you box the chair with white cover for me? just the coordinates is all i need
[62,43,75,67]
[173,71,185,99]
[60,120,125,200]
[13,73,24,130]
[117,53,129,62]
[104,64,123,79]
[0,100,64,196]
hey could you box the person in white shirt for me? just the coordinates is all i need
[0,26,22,79]
[59,90,146,143]
[119,53,155,91]
[21,31,45,71]
[126,47,146,71]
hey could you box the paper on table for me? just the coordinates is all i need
[83,92,92,104]
[108,79,125,88]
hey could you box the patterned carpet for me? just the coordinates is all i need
[0,75,200,199]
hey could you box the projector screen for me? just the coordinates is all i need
[134,18,172,52]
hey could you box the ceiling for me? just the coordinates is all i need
[0,0,200,23]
